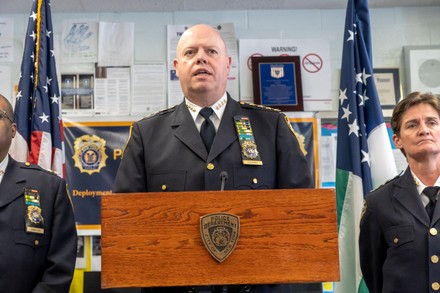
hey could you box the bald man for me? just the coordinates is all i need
[114,24,317,293]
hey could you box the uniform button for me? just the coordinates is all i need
[252,178,258,184]
[432,282,440,291]
[34,240,39,246]
[207,163,215,170]
[430,228,438,236]
[25,162,30,166]
[393,238,399,244]
[432,255,439,264]
[161,185,167,191]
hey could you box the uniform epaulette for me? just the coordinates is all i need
[20,162,59,176]
[239,101,281,112]
[140,105,177,120]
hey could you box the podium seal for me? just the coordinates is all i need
[200,213,240,262]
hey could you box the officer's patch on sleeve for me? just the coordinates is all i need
[360,200,367,225]
[284,116,308,156]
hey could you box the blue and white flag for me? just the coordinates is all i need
[335,0,397,292]
[10,0,64,177]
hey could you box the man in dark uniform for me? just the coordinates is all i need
[359,92,440,293]
[0,94,77,293]
[113,24,316,292]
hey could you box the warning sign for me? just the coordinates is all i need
[302,53,323,73]
[239,39,332,111]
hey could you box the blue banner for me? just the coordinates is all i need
[64,122,131,225]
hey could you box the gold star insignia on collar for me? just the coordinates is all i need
[215,98,227,110]
[185,102,197,112]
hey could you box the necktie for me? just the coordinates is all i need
[199,107,215,152]
[423,186,439,220]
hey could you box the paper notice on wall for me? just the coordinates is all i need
[61,20,98,63]
[94,67,130,115]
[98,22,134,67]
[0,18,13,62]
[131,63,166,115]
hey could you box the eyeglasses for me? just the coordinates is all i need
[0,110,13,123]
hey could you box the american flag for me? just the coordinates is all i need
[10,0,64,177]
[335,0,397,292]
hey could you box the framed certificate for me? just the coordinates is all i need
[251,56,304,111]
[373,68,402,108]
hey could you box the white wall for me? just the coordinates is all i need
[1,6,440,112]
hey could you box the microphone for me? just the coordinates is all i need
[219,171,228,191]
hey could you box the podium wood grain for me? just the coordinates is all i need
[101,189,339,288]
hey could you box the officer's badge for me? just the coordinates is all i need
[24,188,45,234]
[27,206,43,224]
[241,140,259,159]
[200,213,240,262]
[73,135,108,175]
[234,115,263,165]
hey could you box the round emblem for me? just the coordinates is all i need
[211,227,230,247]
[27,206,43,224]
[73,135,108,175]
[241,141,259,159]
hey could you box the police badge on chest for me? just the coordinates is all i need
[24,188,45,234]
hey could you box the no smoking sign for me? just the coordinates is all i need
[302,53,323,73]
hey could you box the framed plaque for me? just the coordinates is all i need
[251,56,304,111]
[373,68,402,108]
[403,45,440,95]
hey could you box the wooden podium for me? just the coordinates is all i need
[101,188,339,289]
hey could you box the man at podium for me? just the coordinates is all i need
[113,24,317,293]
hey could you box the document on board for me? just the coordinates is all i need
[98,21,134,67]
[0,18,13,62]
[94,67,130,116]
[131,63,166,115]
[61,20,98,64]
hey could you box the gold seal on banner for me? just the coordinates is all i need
[200,213,240,263]
[73,135,108,175]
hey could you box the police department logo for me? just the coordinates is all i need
[271,64,284,79]
[200,213,240,262]
[27,206,43,224]
[73,135,108,175]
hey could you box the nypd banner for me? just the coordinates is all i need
[64,121,131,225]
